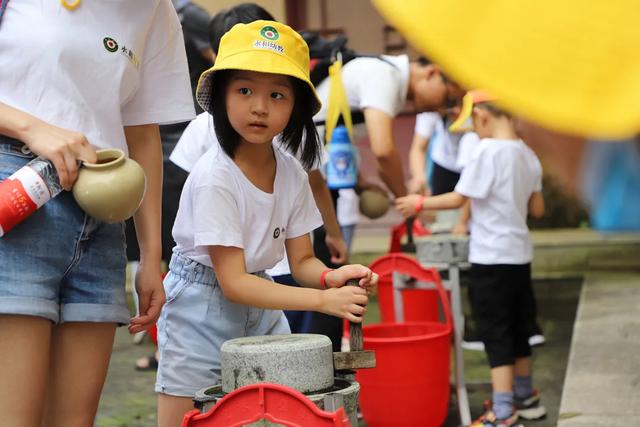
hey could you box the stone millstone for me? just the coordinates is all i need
[221,334,334,394]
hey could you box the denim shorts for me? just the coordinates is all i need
[0,136,129,325]
[155,252,291,397]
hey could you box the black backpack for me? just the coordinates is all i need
[300,31,397,125]
[299,32,358,86]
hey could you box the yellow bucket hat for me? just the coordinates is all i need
[372,0,640,138]
[448,90,497,133]
[196,20,322,116]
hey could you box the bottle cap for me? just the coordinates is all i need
[330,126,350,144]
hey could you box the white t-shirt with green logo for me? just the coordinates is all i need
[172,142,322,273]
[455,138,542,264]
[0,0,195,154]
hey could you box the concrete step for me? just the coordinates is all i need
[558,274,640,426]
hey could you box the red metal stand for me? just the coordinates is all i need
[388,218,430,253]
[182,383,351,427]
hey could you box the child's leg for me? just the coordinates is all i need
[0,315,52,426]
[514,357,533,397]
[158,395,196,427]
[513,263,535,398]
[491,364,515,393]
[43,322,116,427]
[469,264,518,421]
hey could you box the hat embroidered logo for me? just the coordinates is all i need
[260,25,279,41]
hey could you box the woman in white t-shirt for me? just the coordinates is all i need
[0,1,194,425]
[155,21,377,425]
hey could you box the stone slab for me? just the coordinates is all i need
[221,334,334,394]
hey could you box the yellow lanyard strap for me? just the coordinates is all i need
[324,59,354,144]
[61,0,81,11]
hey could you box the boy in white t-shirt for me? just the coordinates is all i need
[396,90,546,427]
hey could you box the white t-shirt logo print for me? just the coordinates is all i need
[103,36,140,69]
[273,227,280,239]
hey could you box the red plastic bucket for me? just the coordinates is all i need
[360,254,453,427]
[377,277,441,323]
[371,253,447,324]
[356,322,451,427]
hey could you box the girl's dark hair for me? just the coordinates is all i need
[210,70,322,170]
[209,3,276,54]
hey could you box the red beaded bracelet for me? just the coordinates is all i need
[320,268,333,289]
[415,195,425,214]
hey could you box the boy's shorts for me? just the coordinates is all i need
[469,263,536,368]
[155,252,291,397]
[0,136,129,325]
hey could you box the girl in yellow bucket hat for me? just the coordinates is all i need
[155,20,378,425]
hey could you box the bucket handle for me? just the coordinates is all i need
[369,253,452,332]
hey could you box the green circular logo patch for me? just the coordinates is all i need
[260,26,279,41]
[103,37,118,53]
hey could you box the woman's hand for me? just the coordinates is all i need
[21,118,97,190]
[319,286,369,323]
[451,222,468,235]
[325,264,378,293]
[325,233,348,265]
[128,262,166,334]
[408,175,427,195]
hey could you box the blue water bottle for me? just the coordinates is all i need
[326,126,357,189]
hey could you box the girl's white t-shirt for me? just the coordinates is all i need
[0,0,195,153]
[455,138,543,264]
[414,112,464,173]
[172,142,323,273]
[169,113,319,277]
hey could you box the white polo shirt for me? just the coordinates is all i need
[172,142,322,273]
[314,55,409,226]
[314,55,410,123]
[169,112,216,172]
[455,138,542,264]
[0,0,195,154]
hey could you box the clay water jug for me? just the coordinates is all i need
[359,189,390,219]
[72,149,146,223]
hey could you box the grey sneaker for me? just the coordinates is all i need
[515,389,547,420]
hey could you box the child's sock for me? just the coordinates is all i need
[514,375,533,399]
[492,391,514,420]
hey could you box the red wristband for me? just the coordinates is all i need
[415,195,425,214]
[320,268,333,289]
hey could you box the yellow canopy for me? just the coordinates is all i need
[372,0,640,138]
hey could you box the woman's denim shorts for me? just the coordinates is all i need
[155,252,291,397]
[0,136,129,325]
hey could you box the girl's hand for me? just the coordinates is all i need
[395,194,423,218]
[325,264,379,293]
[319,286,369,323]
[21,118,97,190]
[128,262,166,334]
